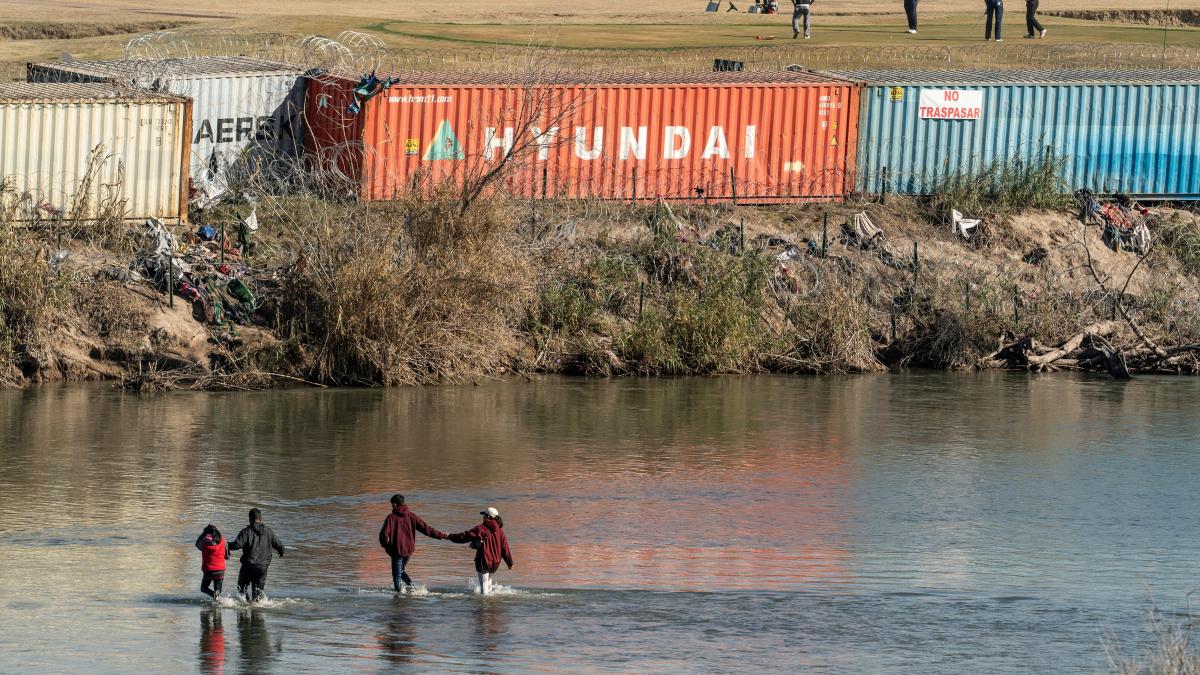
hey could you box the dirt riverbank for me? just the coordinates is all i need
[3,191,1199,390]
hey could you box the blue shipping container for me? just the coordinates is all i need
[834,70,1200,199]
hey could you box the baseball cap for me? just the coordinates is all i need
[480,507,500,518]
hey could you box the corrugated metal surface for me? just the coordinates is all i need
[839,70,1200,198]
[0,83,189,220]
[30,58,306,188]
[307,75,861,202]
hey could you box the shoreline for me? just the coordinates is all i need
[4,192,1198,392]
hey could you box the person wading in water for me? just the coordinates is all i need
[448,507,514,596]
[229,508,285,602]
[195,524,229,600]
[378,494,447,592]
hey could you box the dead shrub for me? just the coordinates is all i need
[277,183,537,385]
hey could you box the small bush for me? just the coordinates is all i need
[615,246,778,374]
[930,149,1069,216]
[278,182,536,385]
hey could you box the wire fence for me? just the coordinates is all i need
[4,29,1200,82]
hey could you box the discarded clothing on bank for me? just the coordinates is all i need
[190,172,228,211]
[1075,188,1154,255]
[846,210,884,248]
[135,216,264,329]
[349,72,397,115]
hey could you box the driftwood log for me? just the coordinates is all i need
[986,321,1125,375]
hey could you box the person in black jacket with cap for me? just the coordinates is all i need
[229,508,285,602]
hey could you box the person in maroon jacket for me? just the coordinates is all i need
[448,507,514,596]
[378,494,447,592]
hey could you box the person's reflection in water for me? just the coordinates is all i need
[236,609,279,670]
[376,598,419,665]
[198,607,225,675]
[470,597,510,669]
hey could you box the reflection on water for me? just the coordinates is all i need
[198,609,225,675]
[376,599,419,666]
[0,374,1198,672]
[236,610,279,670]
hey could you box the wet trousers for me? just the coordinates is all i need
[201,570,225,599]
[477,571,494,596]
[391,555,412,591]
[237,564,269,601]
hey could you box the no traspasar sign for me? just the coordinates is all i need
[919,89,983,120]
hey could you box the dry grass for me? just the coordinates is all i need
[272,185,538,385]
[0,182,73,386]
[1107,600,1200,675]
[0,21,181,41]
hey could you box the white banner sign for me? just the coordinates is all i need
[919,89,983,120]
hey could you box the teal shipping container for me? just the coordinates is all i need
[833,70,1200,199]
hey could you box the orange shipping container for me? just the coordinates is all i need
[306,71,861,203]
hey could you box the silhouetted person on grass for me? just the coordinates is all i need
[904,0,919,33]
[1025,0,1046,38]
[378,494,446,592]
[229,508,285,602]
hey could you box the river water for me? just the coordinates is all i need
[0,374,1197,673]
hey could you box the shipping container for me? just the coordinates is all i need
[305,71,861,203]
[0,83,190,221]
[29,57,307,190]
[833,69,1200,199]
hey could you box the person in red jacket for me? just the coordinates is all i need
[448,507,514,596]
[195,524,230,600]
[378,494,447,592]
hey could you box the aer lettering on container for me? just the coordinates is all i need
[918,89,984,121]
[470,124,756,161]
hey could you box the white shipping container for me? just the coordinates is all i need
[29,57,306,191]
[0,83,190,221]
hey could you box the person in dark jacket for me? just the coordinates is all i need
[378,494,447,592]
[228,508,285,602]
[195,524,230,600]
[448,507,513,596]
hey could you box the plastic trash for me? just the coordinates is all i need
[952,209,980,239]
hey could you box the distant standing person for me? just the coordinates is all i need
[448,507,514,596]
[985,0,1005,41]
[792,0,812,39]
[229,508,285,602]
[195,524,229,601]
[1025,0,1046,38]
[903,0,919,33]
[378,494,447,592]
